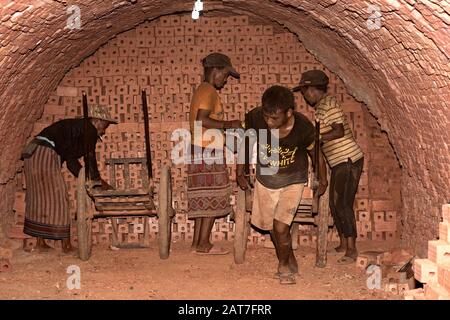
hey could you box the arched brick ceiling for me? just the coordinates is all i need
[0,0,449,254]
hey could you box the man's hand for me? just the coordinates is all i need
[237,175,250,190]
[226,120,243,129]
[317,180,328,196]
[99,179,114,190]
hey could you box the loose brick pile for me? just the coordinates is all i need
[1,2,448,257]
[7,14,403,250]
[408,204,450,300]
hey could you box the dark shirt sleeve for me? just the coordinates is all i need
[38,119,102,180]
[66,158,82,178]
[86,128,101,181]
[301,116,316,150]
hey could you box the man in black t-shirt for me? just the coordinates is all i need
[237,86,327,284]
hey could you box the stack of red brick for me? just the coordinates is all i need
[407,204,450,300]
[355,199,398,241]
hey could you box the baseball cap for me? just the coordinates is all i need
[78,105,118,124]
[292,70,329,91]
[202,53,240,78]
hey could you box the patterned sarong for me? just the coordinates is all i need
[187,146,232,219]
[23,145,70,239]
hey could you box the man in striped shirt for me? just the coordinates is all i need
[293,70,364,265]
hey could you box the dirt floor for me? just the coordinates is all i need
[0,240,404,300]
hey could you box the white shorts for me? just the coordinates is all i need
[251,180,304,231]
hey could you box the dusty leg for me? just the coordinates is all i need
[191,218,202,252]
[273,220,297,283]
[36,237,54,252]
[62,237,75,253]
[196,217,215,253]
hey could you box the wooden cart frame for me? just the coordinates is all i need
[233,176,333,268]
[76,90,174,261]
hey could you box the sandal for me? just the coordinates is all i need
[273,270,299,279]
[337,256,356,265]
[195,246,229,255]
[327,247,342,255]
[279,272,296,285]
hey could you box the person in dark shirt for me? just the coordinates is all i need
[237,86,328,284]
[21,105,117,253]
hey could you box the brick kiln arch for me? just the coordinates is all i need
[0,0,448,256]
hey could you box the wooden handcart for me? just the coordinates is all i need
[233,170,333,267]
[76,90,175,261]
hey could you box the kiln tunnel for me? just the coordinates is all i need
[0,0,449,263]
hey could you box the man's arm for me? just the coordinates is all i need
[196,109,241,129]
[236,135,256,190]
[320,99,346,142]
[236,113,257,190]
[307,147,328,195]
[88,149,114,190]
[87,149,101,182]
[66,156,106,189]
[66,158,82,178]
[86,130,113,190]
[320,122,344,142]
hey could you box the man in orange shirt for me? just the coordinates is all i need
[188,53,242,255]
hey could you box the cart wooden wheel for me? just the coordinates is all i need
[158,165,173,259]
[234,187,249,264]
[77,167,92,261]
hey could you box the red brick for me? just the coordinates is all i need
[443,204,450,222]
[439,222,450,242]
[428,241,450,264]
[371,200,395,211]
[358,211,370,222]
[414,259,437,284]
[424,283,450,300]
[437,264,450,292]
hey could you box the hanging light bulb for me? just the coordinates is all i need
[194,0,203,12]
[192,9,200,20]
[192,0,203,20]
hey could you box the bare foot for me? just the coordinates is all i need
[345,248,358,260]
[196,242,213,253]
[288,253,298,274]
[61,239,76,254]
[273,253,298,279]
[336,249,358,265]
[36,238,54,253]
[195,245,229,255]
[279,272,296,285]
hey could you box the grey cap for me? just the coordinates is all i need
[202,52,240,78]
[292,70,329,91]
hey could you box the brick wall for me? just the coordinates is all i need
[1,1,448,256]
[10,14,402,249]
